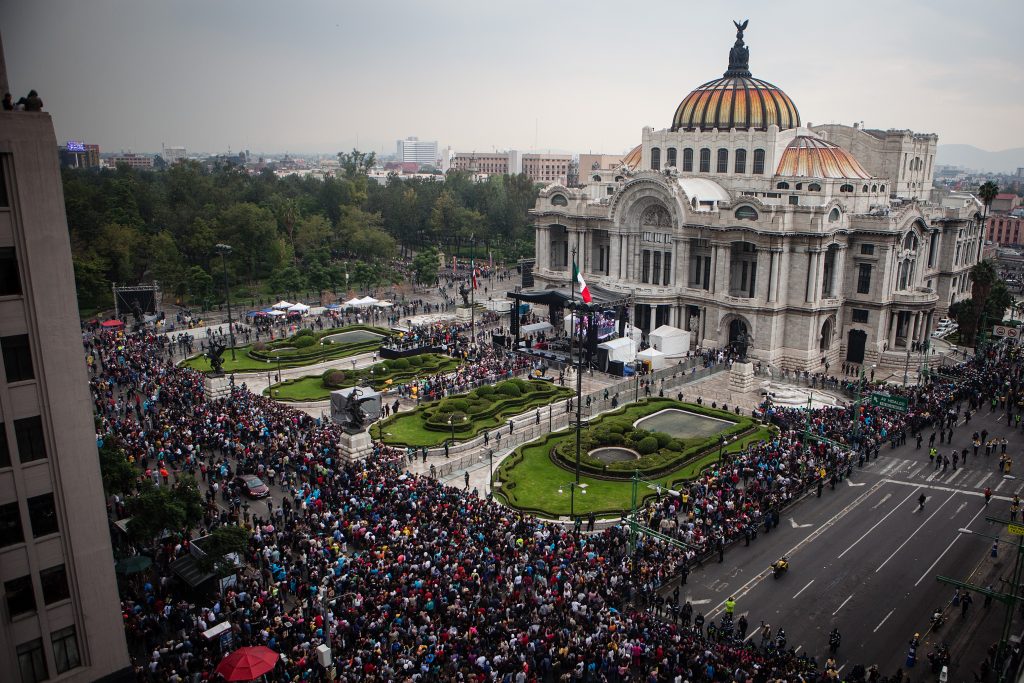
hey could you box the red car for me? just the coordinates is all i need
[233,474,269,499]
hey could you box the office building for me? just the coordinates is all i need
[58,142,99,170]
[396,137,438,166]
[105,153,154,170]
[0,61,131,683]
[522,153,571,185]
[161,146,187,164]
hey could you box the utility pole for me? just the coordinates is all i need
[938,517,1024,681]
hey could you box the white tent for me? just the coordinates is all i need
[622,323,644,344]
[272,300,294,310]
[598,337,636,364]
[267,309,287,317]
[520,321,553,336]
[356,296,379,306]
[375,300,394,308]
[343,297,362,307]
[650,325,691,357]
[637,347,668,371]
[287,303,310,313]
[308,306,327,315]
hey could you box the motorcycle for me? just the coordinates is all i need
[930,609,945,630]
[772,557,789,579]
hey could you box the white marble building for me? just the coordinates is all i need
[530,23,982,372]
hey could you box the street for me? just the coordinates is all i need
[667,400,1024,678]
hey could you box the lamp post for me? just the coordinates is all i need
[487,448,494,498]
[634,360,642,403]
[214,243,236,360]
[558,481,588,521]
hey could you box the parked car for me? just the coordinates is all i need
[232,474,269,499]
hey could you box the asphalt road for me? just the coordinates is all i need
[670,403,1024,678]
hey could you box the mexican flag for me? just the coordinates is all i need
[573,261,592,303]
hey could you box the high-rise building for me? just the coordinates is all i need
[522,153,572,185]
[161,146,187,164]
[58,142,100,169]
[0,64,131,683]
[396,137,438,166]
[105,153,154,170]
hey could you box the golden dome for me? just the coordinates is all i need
[776,136,871,179]
[671,21,800,133]
[621,144,642,169]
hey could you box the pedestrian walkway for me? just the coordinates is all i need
[864,453,1024,496]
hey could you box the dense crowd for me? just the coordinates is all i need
[88,323,1022,682]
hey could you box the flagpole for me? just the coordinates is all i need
[570,247,583,497]
[470,234,476,345]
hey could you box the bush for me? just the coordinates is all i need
[496,382,522,398]
[293,336,316,349]
[407,355,424,366]
[652,432,673,448]
[447,398,471,412]
[323,370,346,387]
[476,385,496,396]
[391,358,410,370]
[666,440,684,452]
[296,328,314,338]
[252,341,267,352]
[606,433,626,446]
[636,436,659,455]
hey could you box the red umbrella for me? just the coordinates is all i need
[215,646,279,681]
[100,319,124,328]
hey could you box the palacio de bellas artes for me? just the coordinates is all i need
[527,22,983,374]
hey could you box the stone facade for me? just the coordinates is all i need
[529,27,982,373]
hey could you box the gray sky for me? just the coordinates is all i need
[3,0,1022,156]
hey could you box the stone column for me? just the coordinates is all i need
[804,250,815,303]
[675,237,690,288]
[713,244,731,295]
[833,247,847,298]
[537,226,548,270]
[608,232,620,278]
[754,247,771,302]
[888,311,899,348]
[649,304,658,334]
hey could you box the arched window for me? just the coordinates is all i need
[651,147,661,171]
[828,207,841,222]
[862,185,869,192]
[592,175,601,182]
[666,148,677,168]
[871,184,878,192]
[614,175,624,182]
[808,183,821,192]
[776,181,790,190]
[879,184,886,193]
[734,148,747,174]
[699,148,711,173]
[550,194,568,206]
[735,206,758,221]
[717,148,729,173]
[752,149,766,174]
[840,184,854,193]
[903,233,918,251]
[682,148,693,172]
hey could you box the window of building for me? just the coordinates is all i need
[752,149,765,174]
[606,186,614,195]
[862,184,869,192]
[852,309,869,324]
[735,206,758,220]
[860,244,875,255]
[828,207,841,222]
[808,183,821,192]
[879,184,885,193]
[682,148,693,172]
[716,148,728,173]
[856,264,872,294]
[0,248,21,296]
[550,194,567,206]
[1,335,33,383]
[788,196,799,206]
[641,250,651,283]
[0,501,23,547]
[27,494,58,538]
[651,251,661,285]
[663,252,671,285]
[0,160,8,208]
[5,575,36,618]
[903,233,918,251]
[734,148,746,174]
[39,565,69,605]
[871,184,878,192]
[699,148,710,173]
[51,626,81,674]
[776,182,790,190]
[928,232,939,267]
[0,424,9,468]
[840,184,854,193]
[796,183,803,191]
[17,638,48,683]
[666,148,677,168]
[650,147,661,171]
[14,417,46,464]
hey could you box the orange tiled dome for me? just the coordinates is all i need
[621,145,642,169]
[776,136,871,179]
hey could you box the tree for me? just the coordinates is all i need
[961,259,998,344]
[294,214,333,265]
[338,149,376,177]
[187,265,214,306]
[978,181,999,216]
[268,265,306,300]
[125,475,204,545]
[194,525,250,576]
[97,439,136,496]
[412,246,440,287]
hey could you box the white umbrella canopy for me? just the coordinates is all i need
[287,303,309,313]
[272,300,294,310]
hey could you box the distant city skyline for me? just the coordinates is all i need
[3,1,1023,158]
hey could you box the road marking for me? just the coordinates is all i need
[996,479,1007,492]
[908,464,927,478]
[833,594,854,615]
[793,580,815,599]
[883,478,1014,502]
[790,517,813,529]
[914,504,990,586]
[871,493,893,510]
[704,480,886,621]
[873,608,895,633]
[947,469,966,485]
[847,480,865,487]
[951,501,967,519]
[880,460,900,476]
[926,469,941,482]
[838,488,920,559]
[686,598,711,605]
[975,473,993,489]
[795,645,803,653]
[876,493,955,572]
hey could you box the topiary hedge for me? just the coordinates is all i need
[293,336,316,348]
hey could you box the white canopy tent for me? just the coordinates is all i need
[356,296,379,307]
[650,325,691,357]
[287,303,310,313]
[267,309,287,317]
[637,347,668,371]
[343,297,363,307]
[598,337,636,364]
[520,321,553,336]
[375,300,394,308]
[272,300,294,310]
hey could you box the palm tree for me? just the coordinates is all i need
[978,181,999,249]
[962,259,998,346]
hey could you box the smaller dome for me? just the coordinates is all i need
[621,144,642,170]
[776,136,871,179]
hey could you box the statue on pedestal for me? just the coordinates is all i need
[338,388,376,434]
[207,340,226,376]
[458,283,470,307]
[731,331,749,361]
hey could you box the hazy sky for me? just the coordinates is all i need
[3,0,1022,156]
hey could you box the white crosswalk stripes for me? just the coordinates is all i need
[864,455,1012,494]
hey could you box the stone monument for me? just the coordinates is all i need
[728,361,757,394]
[203,341,233,400]
[330,386,382,461]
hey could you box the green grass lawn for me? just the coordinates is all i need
[182,325,389,374]
[266,354,461,402]
[372,380,574,447]
[495,401,774,518]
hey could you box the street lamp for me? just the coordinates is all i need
[558,481,588,521]
[718,435,736,465]
[634,360,643,402]
[487,448,494,498]
[214,243,236,360]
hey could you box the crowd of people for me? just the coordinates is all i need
[87,319,1024,682]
